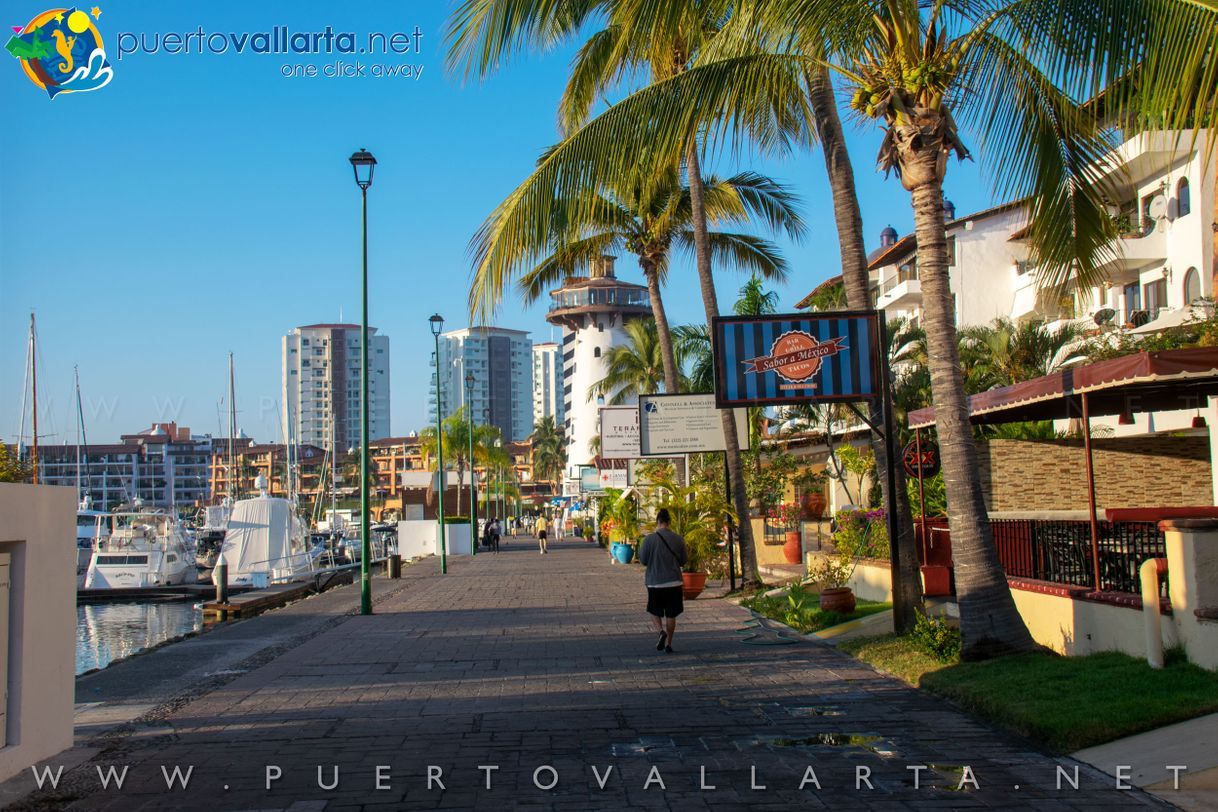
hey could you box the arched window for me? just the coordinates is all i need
[593,346,601,358]
[1184,267,1202,304]
[1177,177,1192,217]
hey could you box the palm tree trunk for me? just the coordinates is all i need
[686,138,759,587]
[906,172,1037,659]
[807,66,923,632]
[643,265,680,393]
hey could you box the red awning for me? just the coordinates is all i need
[908,347,1218,429]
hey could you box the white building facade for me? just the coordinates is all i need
[282,324,391,454]
[430,327,533,443]
[531,342,565,430]
[546,256,651,477]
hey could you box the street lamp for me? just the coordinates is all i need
[349,147,377,615]
[429,313,448,574]
[464,371,477,557]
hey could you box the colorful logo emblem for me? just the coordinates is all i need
[743,331,847,384]
[6,7,112,98]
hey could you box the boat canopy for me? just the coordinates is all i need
[217,497,309,577]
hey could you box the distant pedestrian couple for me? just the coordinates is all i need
[483,519,501,553]
[638,509,687,654]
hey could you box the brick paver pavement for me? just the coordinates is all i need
[44,537,1170,810]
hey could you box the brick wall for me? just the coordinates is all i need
[975,437,1212,511]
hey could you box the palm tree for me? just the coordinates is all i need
[959,318,1086,392]
[417,406,503,516]
[446,0,812,587]
[590,318,667,404]
[674,324,714,393]
[528,416,565,495]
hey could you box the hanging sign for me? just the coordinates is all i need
[901,440,941,478]
[599,406,641,459]
[712,312,881,407]
[638,393,750,455]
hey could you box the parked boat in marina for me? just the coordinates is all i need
[83,508,194,589]
[214,478,315,587]
[75,497,110,588]
[193,501,230,569]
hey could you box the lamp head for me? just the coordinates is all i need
[465,372,475,386]
[349,148,377,190]
[429,313,445,336]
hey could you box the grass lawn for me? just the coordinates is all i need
[742,584,891,634]
[840,635,1218,753]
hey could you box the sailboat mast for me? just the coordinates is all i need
[75,366,81,498]
[228,353,236,500]
[30,314,39,485]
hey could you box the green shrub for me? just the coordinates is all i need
[911,611,961,662]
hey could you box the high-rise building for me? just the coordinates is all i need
[429,327,533,443]
[531,342,564,430]
[283,324,391,454]
[545,255,650,473]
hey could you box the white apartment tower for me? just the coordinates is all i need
[430,327,533,443]
[283,324,391,453]
[531,342,564,429]
[545,255,651,473]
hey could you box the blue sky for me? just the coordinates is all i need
[0,1,997,444]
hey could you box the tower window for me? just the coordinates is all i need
[594,347,601,358]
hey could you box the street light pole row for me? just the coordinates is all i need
[349,148,376,616]
[429,313,448,575]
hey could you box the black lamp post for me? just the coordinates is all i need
[429,313,447,574]
[465,371,477,557]
[349,148,377,616]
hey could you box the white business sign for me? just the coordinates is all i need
[598,468,629,489]
[599,406,641,459]
[638,394,751,456]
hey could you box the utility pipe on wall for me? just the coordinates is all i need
[1139,557,1169,669]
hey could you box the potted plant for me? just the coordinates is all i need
[601,489,640,565]
[811,556,856,613]
[795,469,829,519]
[647,474,733,600]
[774,503,804,564]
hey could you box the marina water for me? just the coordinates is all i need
[77,600,203,675]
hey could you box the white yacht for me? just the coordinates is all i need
[75,497,110,588]
[83,508,193,589]
[214,478,314,587]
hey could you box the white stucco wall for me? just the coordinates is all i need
[0,483,76,782]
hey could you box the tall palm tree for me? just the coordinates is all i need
[674,323,714,393]
[507,166,805,393]
[591,318,666,404]
[447,0,812,587]
[528,416,565,495]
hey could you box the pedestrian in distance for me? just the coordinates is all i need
[637,508,687,654]
[535,513,549,554]
[490,518,501,553]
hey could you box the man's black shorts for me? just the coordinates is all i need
[646,585,684,618]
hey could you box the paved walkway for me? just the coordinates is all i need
[25,537,1171,810]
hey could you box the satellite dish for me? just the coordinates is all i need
[1094,307,1116,326]
[1148,194,1169,220]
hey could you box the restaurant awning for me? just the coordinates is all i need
[908,347,1218,429]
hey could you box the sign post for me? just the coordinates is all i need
[711,311,910,631]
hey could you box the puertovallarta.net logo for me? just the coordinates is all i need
[6,6,112,99]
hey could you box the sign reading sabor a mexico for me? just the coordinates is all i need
[711,312,882,408]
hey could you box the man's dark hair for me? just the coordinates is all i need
[656,508,671,525]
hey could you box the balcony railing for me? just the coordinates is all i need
[549,288,650,311]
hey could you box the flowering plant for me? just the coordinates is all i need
[767,502,803,528]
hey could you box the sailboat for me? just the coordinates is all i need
[72,366,111,587]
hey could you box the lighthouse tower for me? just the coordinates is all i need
[546,256,651,480]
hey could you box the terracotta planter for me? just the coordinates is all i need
[801,491,827,520]
[819,587,856,614]
[682,571,708,600]
[782,531,802,564]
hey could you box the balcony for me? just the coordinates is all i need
[874,267,922,311]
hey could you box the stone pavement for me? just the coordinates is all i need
[25,536,1173,810]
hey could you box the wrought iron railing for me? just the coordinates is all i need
[991,519,1166,596]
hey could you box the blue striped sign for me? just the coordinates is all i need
[712,312,881,407]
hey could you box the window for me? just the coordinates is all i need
[1184,267,1202,304]
[1124,281,1142,316]
[594,347,601,358]
[1177,177,1191,217]
[1144,278,1168,314]
[945,236,956,267]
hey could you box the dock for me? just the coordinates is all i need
[77,584,252,604]
[200,569,354,619]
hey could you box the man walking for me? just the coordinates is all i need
[535,513,549,554]
[638,509,687,654]
[490,518,501,553]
